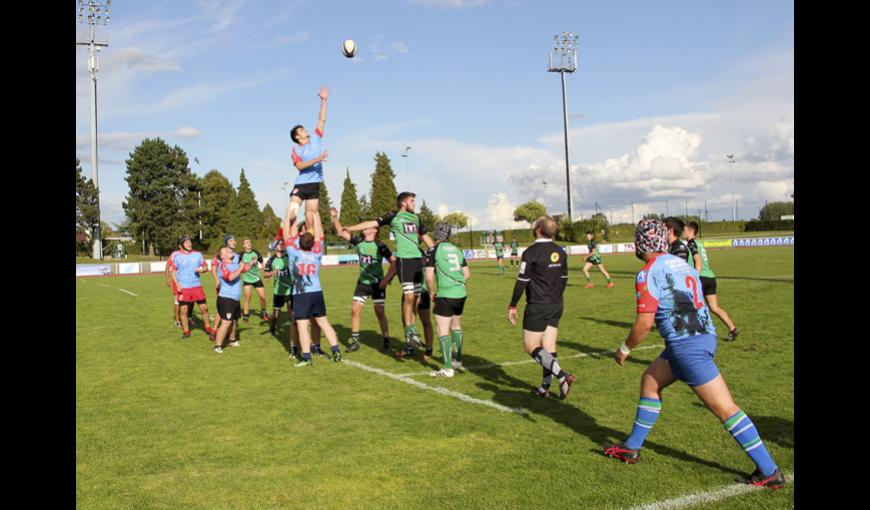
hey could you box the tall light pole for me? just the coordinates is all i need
[401,146,412,191]
[548,32,579,221]
[727,154,736,221]
[77,0,110,260]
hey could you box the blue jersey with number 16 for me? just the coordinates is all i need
[286,238,323,295]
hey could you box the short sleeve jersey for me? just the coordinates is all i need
[290,127,325,185]
[169,251,206,289]
[265,254,294,296]
[424,242,468,299]
[218,260,244,300]
[693,239,716,278]
[635,254,716,343]
[514,240,569,305]
[377,210,426,259]
[240,250,264,283]
[669,239,691,263]
[286,238,324,295]
[494,242,504,257]
[510,240,519,254]
[351,236,392,285]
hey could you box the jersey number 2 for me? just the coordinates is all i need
[685,276,704,309]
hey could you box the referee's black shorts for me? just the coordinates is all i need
[523,302,563,332]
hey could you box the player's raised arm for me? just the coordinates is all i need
[330,208,352,242]
[344,219,380,232]
[422,234,435,249]
[316,86,329,133]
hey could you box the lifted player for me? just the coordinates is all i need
[331,207,396,353]
[240,238,269,322]
[582,231,615,288]
[425,223,471,377]
[343,192,435,358]
[288,86,330,232]
[683,221,739,341]
[603,219,783,489]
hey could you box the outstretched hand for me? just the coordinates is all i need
[319,149,329,162]
[318,86,329,100]
[330,207,338,219]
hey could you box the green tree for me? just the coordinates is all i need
[368,152,398,243]
[122,138,197,256]
[200,170,237,244]
[418,200,436,233]
[227,168,262,240]
[513,200,547,226]
[76,157,99,249]
[442,211,469,229]
[339,168,361,227]
[557,216,576,242]
[261,204,281,239]
[758,201,794,221]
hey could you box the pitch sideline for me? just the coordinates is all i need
[624,472,793,510]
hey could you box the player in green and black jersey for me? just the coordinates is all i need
[343,192,435,357]
[510,238,519,267]
[494,239,506,274]
[332,208,397,353]
[263,238,301,358]
[683,221,739,341]
[424,223,471,377]
[582,231,614,288]
[240,238,269,322]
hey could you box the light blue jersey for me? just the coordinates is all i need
[290,127,325,185]
[287,239,324,295]
[217,260,244,300]
[170,251,206,289]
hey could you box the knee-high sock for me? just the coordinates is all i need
[541,352,557,388]
[531,347,566,381]
[723,410,778,477]
[625,397,661,450]
[439,335,452,369]
[451,330,463,362]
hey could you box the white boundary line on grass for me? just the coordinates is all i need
[343,359,529,416]
[624,472,793,510]
[395,344,664,377]
[98,283,110,288]
[119,288,138,296]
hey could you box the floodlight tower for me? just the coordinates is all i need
[548,32,579,222]
[401,146,412,191]
[726,154,736,221]
[77,0,111,260]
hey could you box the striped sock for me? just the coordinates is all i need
[723,410,778,477]
[541,352,557,389]
[531,347,565,381]
[351,332,360,343]
[452,330,463,362]
[625,397,662,450]
[439,335,452,369]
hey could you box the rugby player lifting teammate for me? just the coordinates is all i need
[343,192,435,358]
[288,86,330,232]
[602,219,783,489]
[331,207,397,353]
[507,216,576,399]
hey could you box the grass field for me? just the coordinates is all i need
[76,246,794,509]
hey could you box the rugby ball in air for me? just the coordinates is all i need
[341,39,357,58]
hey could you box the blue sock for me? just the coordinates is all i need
[301,352,311,361]
[331,344,340,353]
[723,410,778,477]
[625,397,662,450]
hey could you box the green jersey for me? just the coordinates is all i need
[265,254,294,296]
[510,240,519,254]
[351,236,393,285]
[377,210,427,259]
[424,242,468,299]
[494,242,504,257]
[587,240,602,262]
[240,250,264,283]
[693,239,716,278]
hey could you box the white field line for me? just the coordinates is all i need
[119,288,138,296]
[343,359,529,416]
[98,283,110,288]
[395,344,664,377]
[624,472,793,510]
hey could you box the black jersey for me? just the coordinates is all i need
[509,239,569,307]
[669,239,691,263]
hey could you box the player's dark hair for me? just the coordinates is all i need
[585,231,593,235]
[290,125,304,144]
[664,217,684,236]
[535,216,558,238]
[299,232,315,251]
[396,191,416,208]
[686,221,699,234]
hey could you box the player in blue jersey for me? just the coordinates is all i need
[288,85,330,233]
[213,245,253,353]
[602,219,785,489]
[283,208,342,366]
[169,236,213,339]
[209,234,240,341]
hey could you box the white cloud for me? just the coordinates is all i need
[390,42,409,54]
[76,127,204,153]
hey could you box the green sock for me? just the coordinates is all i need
[607,277,613,283]
[452,330,463,362]
[404,325,413,339]
[586,276,592,283]
[439,335,452,369]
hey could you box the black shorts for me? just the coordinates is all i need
[293,291,326,320]
[699,276,717,296]
[434,297,466,317]
[396,257,424,293]
[353,282,386,305]
[243,279,264,288]
[273,294,292,309]
[217,297,241,321]
[586,256,602,266]
[290,182,321,201]
[496,255,504,260]
[523,302,564,332]
[418,291,431,311]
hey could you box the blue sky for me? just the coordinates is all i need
[76,0,794,230]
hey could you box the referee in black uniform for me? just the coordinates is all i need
[508,215,576,400]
